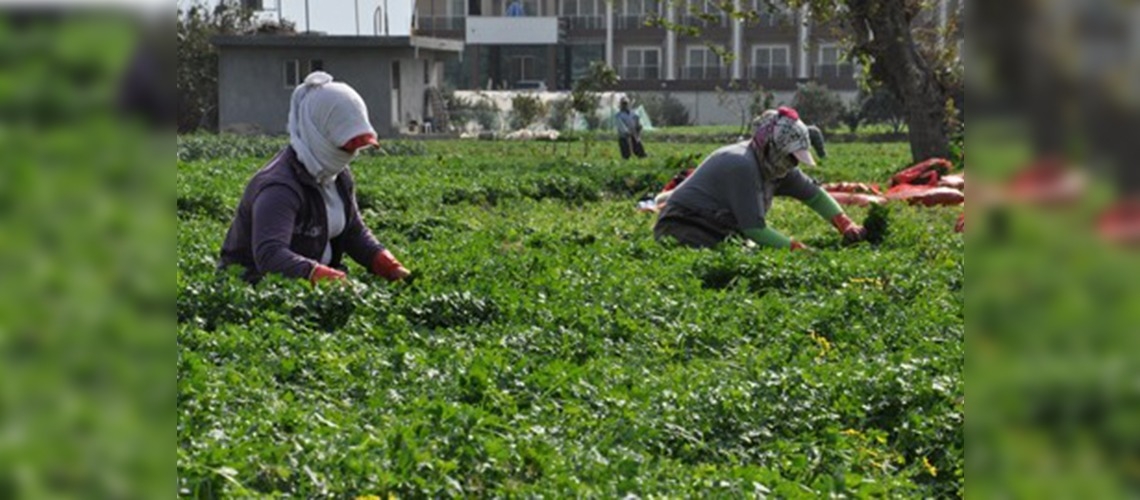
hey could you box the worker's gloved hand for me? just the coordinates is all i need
[371,249,411,282]
[310,264,347,285]
[790,240,810,251]
[831,213,867,244]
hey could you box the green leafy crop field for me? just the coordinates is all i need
[177,137,963,498]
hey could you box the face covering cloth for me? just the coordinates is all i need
[288,71,376,185]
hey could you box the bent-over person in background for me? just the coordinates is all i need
[654,107,866,250]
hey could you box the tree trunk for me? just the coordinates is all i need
[848,0,950,161]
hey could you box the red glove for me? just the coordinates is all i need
[309,264,346,285]
[831,213,867,243]
[371,249,411,281]
[790,240,809,251]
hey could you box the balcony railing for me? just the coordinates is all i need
[748,64,792,79]
[814,63,855,79]
[619,65,661,80]
[563,15,604,29]
[681,65,728,80]
[615,14,658,29]
[680,14,727,28]
[418,16,465,30]
[753,12,791,27]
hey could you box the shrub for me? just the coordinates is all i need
[547,97,573,131]
[638,93,691,127]
[445,91,501,132]
[717,82,775,136]
[509,93,548,130]
[840,99,864,134]
[569,92,602,130]
[792,82,843,131]
[748,87,775,119]
[861,86,907,133]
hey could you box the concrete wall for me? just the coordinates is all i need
[217,46,400,136]
[634,89,859,126]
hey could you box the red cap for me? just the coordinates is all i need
[777,106,800,121]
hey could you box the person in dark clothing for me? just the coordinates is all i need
[615,98,647,159]
[218,71,410,285]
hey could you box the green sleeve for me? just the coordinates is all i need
[742,226,793,249]
[803,188,843,220]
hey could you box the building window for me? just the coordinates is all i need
[568,43,605,82]
[684,46,724,79]
[422,0,465,30]
[816,43,852,78]
[283,59,300,87]
[751,44,790,79]
[392,61,401,90]
[563,0,602,29]
[683,0,725,27]
[509,55,537,82]
[496,0,539,15]
[308,59,323,73]
[622,46,660,80]
[618,0,659,28]
[423,60,431,84]
[750,0,790,26]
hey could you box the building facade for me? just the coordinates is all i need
[212,35,463,136]
[413,0,860,90]
[414,0,960,124]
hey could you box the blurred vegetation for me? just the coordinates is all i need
[967,121,1140,498]
[0,11,171,498]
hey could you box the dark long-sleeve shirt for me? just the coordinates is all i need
[218,146,386,283]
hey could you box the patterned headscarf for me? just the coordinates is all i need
[750,107,816,179]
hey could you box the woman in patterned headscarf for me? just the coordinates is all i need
[653,106,866,250]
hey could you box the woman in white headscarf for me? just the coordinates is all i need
[218,72,411,284]
[654,106,866,249]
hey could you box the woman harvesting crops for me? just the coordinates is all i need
[218,71,410,285]
[654,107,866,250]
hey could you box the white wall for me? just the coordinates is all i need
[636,90,860,126]
[393,57,431,129]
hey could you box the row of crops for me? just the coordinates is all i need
[177,138,963,497]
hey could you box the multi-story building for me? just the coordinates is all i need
[413,0,959,125]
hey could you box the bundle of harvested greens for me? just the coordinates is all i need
[864,203,891,245]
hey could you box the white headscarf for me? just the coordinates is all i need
[287,71,376,185]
